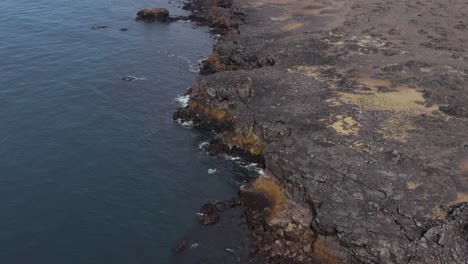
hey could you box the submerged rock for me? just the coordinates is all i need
[91,25,108,30]
[174,238,191,253]
[197,198,241,225]
[121,76,137,81]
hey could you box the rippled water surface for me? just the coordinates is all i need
[0,0,255,263]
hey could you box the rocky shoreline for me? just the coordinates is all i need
[141,0,468,263]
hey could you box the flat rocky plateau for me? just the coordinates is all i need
[171,0,468,263]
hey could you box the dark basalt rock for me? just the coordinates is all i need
[121,76,137,81]
[198,212,219,225]
[217,0,233,8]
[439,104,468,118]
[174,238,191,253]
[174,0,468,262]
[136,8,170,22]
[197,198,241,225]
[91,25,108,30]
[206,138,265,166]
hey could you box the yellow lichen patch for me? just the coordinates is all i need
[460,159,468,174]
[325,98,342,107]
[251,177,285,220]
[420,67,432,73]
[449,192,468,205]
[425,207,448,221]
[300,8,337,17]
[351,141,364,149]
[338,78,440,114]
[187,100,232,121]
[318,137,335,145]
[240,0,348,30]
[337,78,441,142]
[359,78,392,88]
[295,66,323,78]
[378,115,416,142]
[329,115,360,136]
[327,40,345,47]
[289,66,340,89]
[338,86,432,113]
[356,35,386,48]
[407,181,421,190]
[271,14,292,21]
[227,127,267,156]
[281,22,303,31]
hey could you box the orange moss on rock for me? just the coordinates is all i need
[313,240,343,264]
[225,127,267,156]
[205,54,226,72]
[187,99,233,121]
[213,15,238,29]
[251,177,285,220]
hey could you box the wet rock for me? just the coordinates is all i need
[91,25,108,30]
[206,138,265,165]
[198,212,219,225]
[174,238,190,253]
[121,76,137,81]
[197,197,241,225]
[136,8,170,22]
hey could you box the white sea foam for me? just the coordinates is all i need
[189,62,201,73]
[188,58,204,73]
[222,155,264,175]
[223,155,241,161]
[242,163,264,175]
[121,76,146,81]
[180,121,194,128]
[208,168,217,174]
[174,118,194,128]
[190,243,199,248]
[199,141,210,150]
[157,49,202,73]
[175,95,190,108]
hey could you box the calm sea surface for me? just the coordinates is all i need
[0,0,256,263]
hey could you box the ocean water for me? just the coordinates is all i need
[0,0,256,263]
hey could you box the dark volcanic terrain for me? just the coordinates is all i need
[172,0,468,263]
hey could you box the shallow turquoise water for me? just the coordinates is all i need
[0,0,254,263]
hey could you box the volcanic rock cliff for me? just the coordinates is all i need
[175,0,468,263]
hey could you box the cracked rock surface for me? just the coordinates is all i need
[176,0,468,262]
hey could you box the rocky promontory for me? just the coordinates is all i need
[174,0,468,263]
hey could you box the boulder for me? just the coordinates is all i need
[136,8,170,22]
